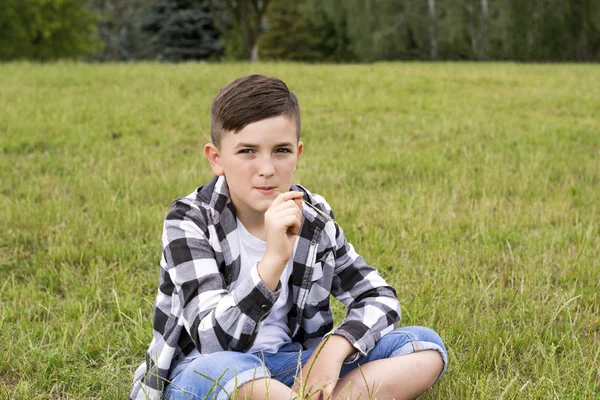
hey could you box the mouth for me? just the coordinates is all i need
[255,186,276,195]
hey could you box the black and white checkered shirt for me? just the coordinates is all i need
[130,175,401,399]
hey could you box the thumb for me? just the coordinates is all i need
[294,196,304,211]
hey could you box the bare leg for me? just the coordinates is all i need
[331,350,443,400]
[238,377,299,400]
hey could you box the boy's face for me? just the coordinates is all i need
[205,115,303,217]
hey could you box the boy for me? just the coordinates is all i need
[130,75,447,400]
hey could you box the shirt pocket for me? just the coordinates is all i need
[304,251,336,320]
[311,261,324,282]
[310,250,335,286]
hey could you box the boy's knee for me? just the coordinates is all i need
[387,326,448,380]
[396,326,445,349]
[419,349,444,375]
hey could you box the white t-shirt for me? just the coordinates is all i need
[169,219,294,379]
[236,217,294,354]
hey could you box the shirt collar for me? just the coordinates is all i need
[197,175,231,215]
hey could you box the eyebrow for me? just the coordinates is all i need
[234,142,294,149]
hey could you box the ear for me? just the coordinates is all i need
[294,141,304,172]
[204,143,224,176]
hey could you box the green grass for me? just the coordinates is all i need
[1,62,599,399]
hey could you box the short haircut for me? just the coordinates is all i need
[210,74,301,148]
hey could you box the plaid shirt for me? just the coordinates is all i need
[130,175,401,399]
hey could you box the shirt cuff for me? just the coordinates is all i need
[231,263,282,323]
[323,328,365,364]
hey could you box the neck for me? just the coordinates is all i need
[235,206,267,241]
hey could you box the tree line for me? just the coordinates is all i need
[1,0,598,62]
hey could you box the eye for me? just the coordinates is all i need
[237,149,254,154]
[275,148,292,153]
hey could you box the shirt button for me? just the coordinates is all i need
[310,240,316,246]
[261,304,268,310]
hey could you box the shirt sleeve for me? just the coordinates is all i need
[314,197,401,363]
[159,200,282,353]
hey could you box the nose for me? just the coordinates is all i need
[257,155,275,178]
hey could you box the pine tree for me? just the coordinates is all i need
[88,0,148,61]
[140,0,223,61]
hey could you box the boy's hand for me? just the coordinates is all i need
[258,191,303,289]
[292,335,355,400]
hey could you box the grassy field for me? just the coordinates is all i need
[1,62,599,399]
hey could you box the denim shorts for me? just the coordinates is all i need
[163,326,447,400]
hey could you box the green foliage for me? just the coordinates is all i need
[2,0,598,62]
[221,25,246,60]
[497,0,600,61]
[321,0,600,62]
[208,0,270,62]
[259,0,355,62]
[0,0,101,61]
[303,0,355,62]
[140,0,223,61]
[259,0,318,61]
[1,63,600,398]
[87,0,149,61]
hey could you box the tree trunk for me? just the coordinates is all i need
[239,0,254,61]
[428,0,438,60]
[250,0,262,63]
[251,42,259,62]
[480,0,489,60]
[466,2,477,58]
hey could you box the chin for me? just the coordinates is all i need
[256,200,273,212]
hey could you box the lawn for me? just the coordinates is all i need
[0,62,599,399]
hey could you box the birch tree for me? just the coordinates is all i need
[427,0,438,60]
[480,0,489,59]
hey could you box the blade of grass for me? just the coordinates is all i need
[273,188,335,222]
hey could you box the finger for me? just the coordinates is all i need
[321,383,336,400]
[272,195,304,214]
[289,197,303,213]
[303,386,321,400]
[269,211,300,229]
[270,190,304,208]
[291,381,299,394]
[271,206,302,223]
[279,215,302,233]
[288,218,301,236]
[293,196,304,211]
[273,198,303,215]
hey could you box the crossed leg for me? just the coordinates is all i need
[332,350,443,400]
[238,378,298,400]
[238,349,442,400]
[238,349,441,400]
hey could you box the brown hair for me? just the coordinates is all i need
[210,74,301,148]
